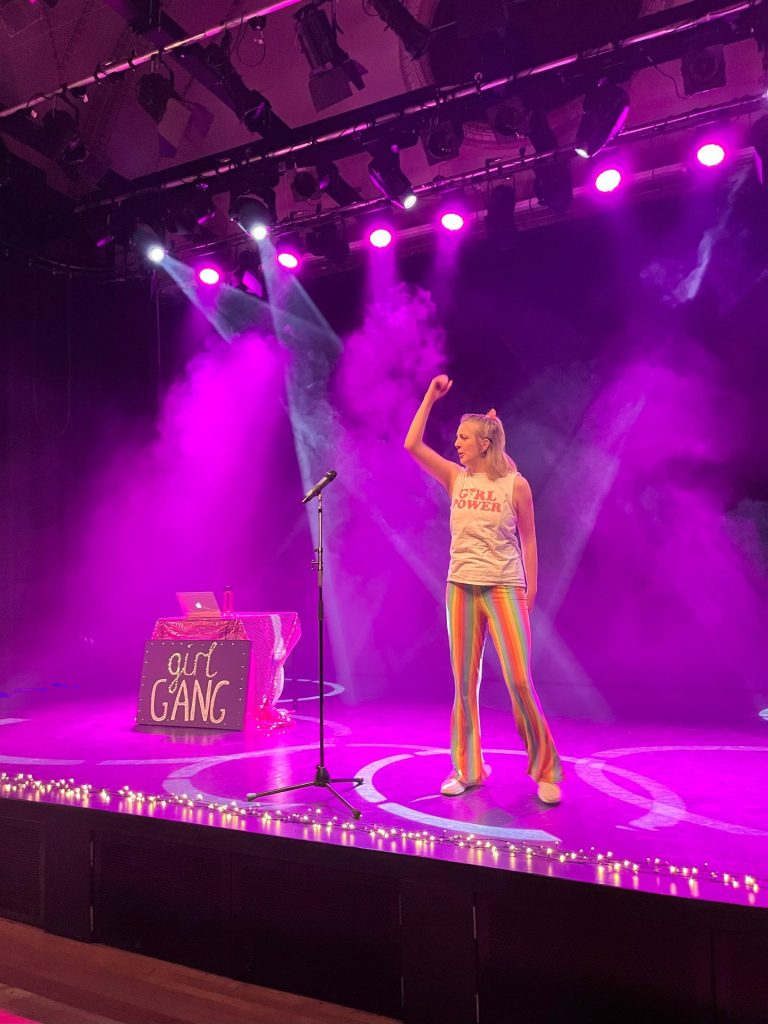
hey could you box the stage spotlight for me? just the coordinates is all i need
[230,193,274,241]
[485,94,529,146]
[594,167,622,193]
[369,226,393,248]
[147,243,167,264]
[197,265,221,285]
[484,183,516,246]
[440,211,465,231]
[137,71,176,123]
[574,79,629,159]
[294,1,367,112]
[277,250,301,270]
[368,151,416,209]
[290,162,360,207]
[233,249,266,297]
[364,0,431,58]
[204,41,282,138]
[317,161,361,206]
[291,169,320,201]
[438,193,468,232]
[751,115,768,188]
[534,163,573,215]
[170,187,216,235]
[306,222,350,263]
[43,109,88,164]
[275,232,303,270]
[696,141,726,167]
[421,117,464,165]
[682,42,726,96]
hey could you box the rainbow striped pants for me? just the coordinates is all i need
[445,582,563,786]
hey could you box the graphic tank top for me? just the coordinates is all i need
[448,469,526,586]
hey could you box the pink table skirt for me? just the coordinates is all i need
[152,613,301,727]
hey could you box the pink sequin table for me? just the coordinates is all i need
[151,612,301,727]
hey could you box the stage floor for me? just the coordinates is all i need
[1,676,766,911]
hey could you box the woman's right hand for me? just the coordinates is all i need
[428,374,453,402]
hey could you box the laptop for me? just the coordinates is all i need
[176,591,222,618]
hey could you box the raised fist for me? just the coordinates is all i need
[429,374,453,400]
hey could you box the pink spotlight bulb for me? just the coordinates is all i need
[440,212,465,232]
[277,250,300,270]
[369,228,393,249]
[198,266,221,286]
[594,168,622,193]
[696,142,725,167]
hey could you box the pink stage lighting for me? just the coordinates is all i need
[197,266,221,286]
[594,168,622,193]
[276,250,300,270]
[369,227,393,249]
[696,142,726,167]
[440,211,466,232]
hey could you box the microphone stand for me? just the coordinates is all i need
[246,486,362,818]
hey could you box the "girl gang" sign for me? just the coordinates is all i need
[136,640,250,730]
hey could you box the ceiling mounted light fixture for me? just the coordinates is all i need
[294,1,367,112]
[574,79,630,159]
[368,149,416,209]
[421,117,464,165]
[231,195,272,241]
[363,0,431,58]
[137,69,177,124]
[232,249,266,297]
[291,169,321,201]
[681,42,726,96]
[306,222,350,263]
[230,168,278,241]
[169,185,216,235]
[42,106,88,165]
[204,38,283,138]
[317,161,361,206]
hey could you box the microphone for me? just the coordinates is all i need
[301,469,337,504]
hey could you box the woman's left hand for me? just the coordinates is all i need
[526,589,537,612]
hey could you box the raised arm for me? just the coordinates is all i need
[404,375,460,494]
[514,475,538,612]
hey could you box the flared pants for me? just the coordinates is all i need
[445,582,563,785]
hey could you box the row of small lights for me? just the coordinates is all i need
[0,771,762,901]
[145,136,736,283]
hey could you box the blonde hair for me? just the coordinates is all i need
[460,412,517,480]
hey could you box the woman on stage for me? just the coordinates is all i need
[404,374,563,805]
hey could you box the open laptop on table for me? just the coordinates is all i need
[176,591,222,618]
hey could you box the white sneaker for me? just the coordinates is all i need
[537,781,562,805]
[440,772,467,796]
[440,764,492,796]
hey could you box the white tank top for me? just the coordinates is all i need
[447,469,526,586]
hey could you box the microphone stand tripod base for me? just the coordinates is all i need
[246,767,363,820]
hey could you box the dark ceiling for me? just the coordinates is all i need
[1,0,766,271]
